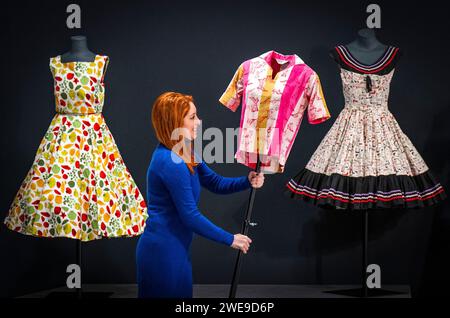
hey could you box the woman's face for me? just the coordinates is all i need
[183,102,201,140]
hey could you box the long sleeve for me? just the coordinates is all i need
[158,160,234,246]
[197,161,251,194]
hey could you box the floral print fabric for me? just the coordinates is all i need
[4,55,148,241]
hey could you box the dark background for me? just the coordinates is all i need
[1,0,449,298]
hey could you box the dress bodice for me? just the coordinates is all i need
[331,45,401,112]
[340,69,394,111]
[50,55,109,114]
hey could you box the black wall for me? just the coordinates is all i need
[1,0,449,298]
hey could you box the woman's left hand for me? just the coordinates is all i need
[248,171,265,188]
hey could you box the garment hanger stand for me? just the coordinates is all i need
[46,241,113,298]
[229,155,261,298]
[323,210,407,298]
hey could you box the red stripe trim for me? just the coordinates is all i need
[286,183,444,204]
[335,47,399,74]
[405,188,445,202]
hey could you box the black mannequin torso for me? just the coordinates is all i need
[329,28,401,91]
[60,35,96,63]
[345,28,388,65]
[329,28,389,65]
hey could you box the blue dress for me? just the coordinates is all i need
[136,143,251,298]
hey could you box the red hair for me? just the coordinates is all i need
[151,92,199,174]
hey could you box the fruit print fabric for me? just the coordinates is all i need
[4,55,148,241]
[51,55,107,115]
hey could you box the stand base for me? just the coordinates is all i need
[19,284,410,298]
[46,291,113,299]
[323,287,406,298]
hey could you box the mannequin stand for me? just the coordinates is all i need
[229,155,261,298]
[44,36,111,299]
[324,211,407,297]
[46,241,113,298]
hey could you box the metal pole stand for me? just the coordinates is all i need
[46,241,113,298]
[324,211,407,297]
[229,155,261,298]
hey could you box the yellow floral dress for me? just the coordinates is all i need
[4,55,148,241]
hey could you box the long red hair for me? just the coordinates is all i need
[151,92,199,174]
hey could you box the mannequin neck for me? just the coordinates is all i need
[352,28,383,51]
[61,35,96,63]
[344,28,389,65]
[70,36,90,53]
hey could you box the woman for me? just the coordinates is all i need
[136,92,264,298]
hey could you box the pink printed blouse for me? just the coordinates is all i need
[219,50,331,173]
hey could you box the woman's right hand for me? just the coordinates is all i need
[231,234,252,254]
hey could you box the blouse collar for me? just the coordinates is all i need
[260,50,304,68]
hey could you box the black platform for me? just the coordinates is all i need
[19,284,411,298]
